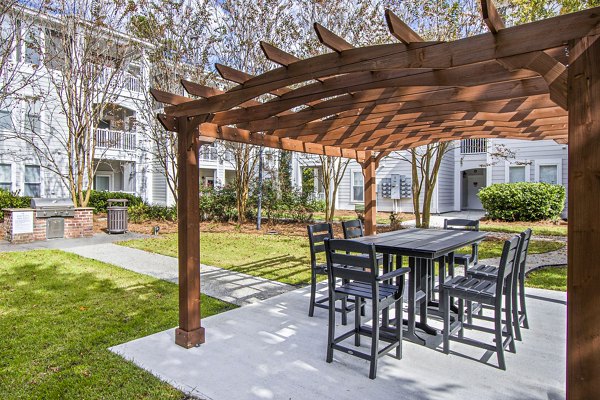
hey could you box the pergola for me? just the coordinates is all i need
[152,2,599,398]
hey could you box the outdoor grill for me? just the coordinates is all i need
[30,198,75,239]
[30,198,75,218]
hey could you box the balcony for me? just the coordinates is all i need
[199,146,218,161]
[98,67,142,94]
[95,129,136,151]
[460,138,488,154]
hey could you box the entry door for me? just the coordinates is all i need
[467,175,485,210]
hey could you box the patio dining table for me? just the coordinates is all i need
[350,228,487,345]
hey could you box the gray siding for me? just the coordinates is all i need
[437,147,455,213]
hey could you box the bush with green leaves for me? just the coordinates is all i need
[89,190,143,213]
[198,186,237,222]
[127,203,177,223]
[478,182,566,222]
[0,189,31,221]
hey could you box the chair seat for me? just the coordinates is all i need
[454,252,471,264]
[443,276,496,299]
[336,281,399,301]
[467,264,499,279]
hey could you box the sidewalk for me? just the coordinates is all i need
[65,243,293,306]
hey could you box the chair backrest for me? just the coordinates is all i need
[324,239,378,285]
[342,219,364,239]
[307,223,334,267]
[496,235,522,297]
[443,218,480,231]
[517,228,533,277]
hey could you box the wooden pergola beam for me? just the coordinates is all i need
[164,8,600,118]
[260,41,300,66]
[481,0,505,34]
[314,22,354,52]
[385,9,423,44]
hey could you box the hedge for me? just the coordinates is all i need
[88,191,144,213]
[0,189,32,221]
[478,182,566,222]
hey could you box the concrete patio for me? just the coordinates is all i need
[111,283,566,400]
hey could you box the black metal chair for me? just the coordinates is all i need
[342,219,390,267]
[324,238,410,379]
[442,235,521,370]
[307,223,349,324]
[443,218,481,270]
[466,229,532,340]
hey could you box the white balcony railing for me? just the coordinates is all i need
[95,129,136,151]
[461,138,488,154]
[97,67,142,93]
[199,146,218,161]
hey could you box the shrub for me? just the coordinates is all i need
[89,190,143,213]
[127,203,177,223]
[478,182,566,222]
[0,189,31,221]
[198,186,237,222]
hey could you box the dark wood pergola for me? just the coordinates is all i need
[152,2,599,398]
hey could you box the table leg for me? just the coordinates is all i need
[404,257,426,345]
[382,253,391,327]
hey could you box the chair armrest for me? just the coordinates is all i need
[377,267,411,281]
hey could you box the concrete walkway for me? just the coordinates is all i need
[65,243,294,306]
[0,233,294,307]
[111,284,566,400]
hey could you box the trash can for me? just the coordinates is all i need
[106,199,129,234]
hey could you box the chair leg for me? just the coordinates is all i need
[458,298,465,338]
[495,306,506,370]
[504,286,516,353]
[443,291,451,354]
[326,293,335,363]
[308,272,317,317]
[341,296,348,326]
[512,279,522,341]
[369,301,379,380]
[354,297,361,347]
[395,297,403,359]
[519,273,529,329]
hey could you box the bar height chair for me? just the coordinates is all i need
[442,235,521,370]
[307,223,349,324]
[324,238,410,379]
[443,218,481,270]
[467,229,533,340]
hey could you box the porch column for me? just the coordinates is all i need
[567,33,600,398]
[362,151,377,236]
[175,116,205,348]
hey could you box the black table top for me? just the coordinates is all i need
[350,228,487,259]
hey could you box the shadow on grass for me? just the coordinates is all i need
[0,250,233,400]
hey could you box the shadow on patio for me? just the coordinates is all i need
[110,283,565,400]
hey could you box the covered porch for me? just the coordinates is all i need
[149,2,599,398]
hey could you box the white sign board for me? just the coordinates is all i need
[12,211,34,234]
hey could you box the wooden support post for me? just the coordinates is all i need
[567,33,600,399]
[363,151,377,236]
[175,116,205,348]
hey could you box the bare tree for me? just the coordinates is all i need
[0,2,49,106]
[129,0,215,203]
[211,0,298,223]
[10,0,140,206]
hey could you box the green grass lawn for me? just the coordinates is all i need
[479,222,567,237]
[120,232,565,286]
[525,266,567,291]
[0,250,235,400]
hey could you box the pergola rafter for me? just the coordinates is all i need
[153,4,600,398]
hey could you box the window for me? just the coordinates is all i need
[509,166,526,183]
[0,164,11,191]
[505,162,530,183]
[24,26,42,65]
[24,165,41,197]
[535,159,562,185]
[24,100,41,134]
[94,173,112,191]
[0,110,13,130]
[352,171,364,202]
